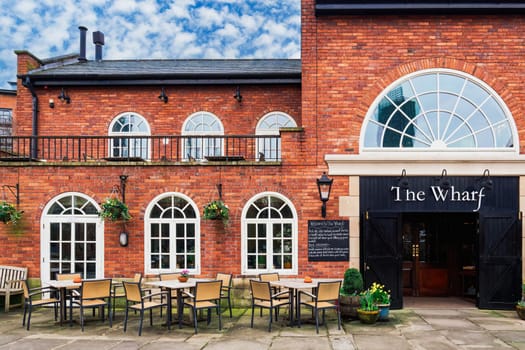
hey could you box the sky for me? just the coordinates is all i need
[0,0,301,89]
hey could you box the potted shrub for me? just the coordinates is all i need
[0,201,23,225]
[339,268,364,320]
[516,283,525,320]
[357,289,380,324]
[99,198,131,222]
[370,282,391,321]
[203,200,229,225]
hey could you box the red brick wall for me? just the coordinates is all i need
[302,1,525,154]
[6,51,349,280]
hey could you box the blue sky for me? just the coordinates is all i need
[0,0,301,89]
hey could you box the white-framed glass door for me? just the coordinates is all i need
[40,193,103,283]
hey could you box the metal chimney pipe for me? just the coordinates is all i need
[78,26,87,62]
[93,31,105,61]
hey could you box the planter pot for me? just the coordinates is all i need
[357,308,380,324]
[377,303,390,321]
[516,304,525,320]
[178,276,188,283]
[340,294,361,320]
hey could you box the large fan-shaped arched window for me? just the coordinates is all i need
[362,69,517,151]
[182,111,224,161]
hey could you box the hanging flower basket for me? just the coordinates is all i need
[203,200,229,224]
[99,198,131,222]
[0,201,23,225]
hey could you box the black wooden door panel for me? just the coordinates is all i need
[363,211,402,309]
[478,211,522,309]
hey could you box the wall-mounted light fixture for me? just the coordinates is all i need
[480,169,493,190]
[397,169,409,189]
[158,87,168,103]
[119,232,129,247]
[233,85,243,103]
[439,169,451,190]
[49,99,55,108]
[119,175,128,203]
[316,172,333,218]
[58,88,70,104]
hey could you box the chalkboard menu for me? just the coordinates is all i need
[308,220,349,261]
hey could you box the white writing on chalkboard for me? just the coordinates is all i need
[308,220,349,261]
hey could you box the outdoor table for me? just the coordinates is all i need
[46,279,80,326]
[146,278,212,329]
[270,278,342,326]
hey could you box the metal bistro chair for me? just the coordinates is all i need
[298,280,342,333]
[70,278,112,331]
[122,281,168,336]
[112,273,142,318]
[216,272,233,318]
[249,279,290,332]
[21,280,59,330]
[182,280,223,334]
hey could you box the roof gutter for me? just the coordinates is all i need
[21,76,38,159]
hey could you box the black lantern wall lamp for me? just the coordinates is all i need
[58,88,71,104]
[317,172,333,218]
[234,85,243,103]
[397,169,409,189]
[158,87,168,103]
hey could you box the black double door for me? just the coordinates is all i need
[363,210,521,309]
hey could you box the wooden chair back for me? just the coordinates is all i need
[195,280,222,302]
[159,273,180,281]
[123,281,142,303]
[250,279,272,301]
[132,273,142,283]
[216,273,232,289]
[317,281,341,302]
[259,272,280,282]
[57,273,81,281]
[81,279,111,299]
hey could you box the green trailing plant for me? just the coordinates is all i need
[99,198,131,222]
[0,201,23,225]
[203,200,229,224]
[341,268,364,296]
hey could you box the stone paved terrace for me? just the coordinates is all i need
[0,298,525,349]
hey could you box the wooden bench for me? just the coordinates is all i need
[0,265,28,312]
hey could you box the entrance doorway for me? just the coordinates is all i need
[401,213,477,298]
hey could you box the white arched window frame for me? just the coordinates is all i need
[108,112,151,160]
[256,111,297,161]
[40,192,103,283]
[182,111,224,161]
[241,192,298,275]
[361,69,518,153]
[144,192,201,275]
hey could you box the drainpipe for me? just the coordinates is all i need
[22,76,38,159]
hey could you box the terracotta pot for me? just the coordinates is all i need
[357,308,380,324]
[178,276,188,282]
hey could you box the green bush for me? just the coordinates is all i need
[341,268,363,296]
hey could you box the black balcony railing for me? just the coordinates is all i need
[0,135,282,163]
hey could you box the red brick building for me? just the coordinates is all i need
[2,0,525,309]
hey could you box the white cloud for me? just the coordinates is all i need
[0,0,301,88]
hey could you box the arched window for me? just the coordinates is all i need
[182,111,224,161]
[256,112,297,161]
[109,112,151,160]
[40,193,103,282]
[362,69,517,151]
[241,192,298,274]
[144,193,200,274]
